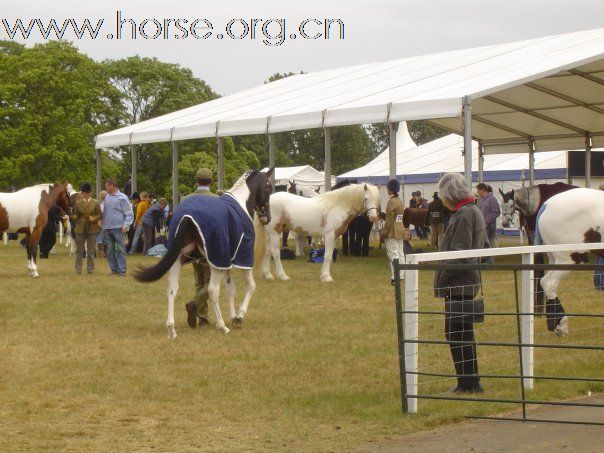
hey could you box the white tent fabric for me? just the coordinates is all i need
[338,134,572,184]
[260,165,333,194]
[339,133,604,225]
[96,28,604,154]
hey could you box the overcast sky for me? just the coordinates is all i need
[3,0,604,95]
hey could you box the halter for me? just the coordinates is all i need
[364,198,378,216]
[502,200,516,225]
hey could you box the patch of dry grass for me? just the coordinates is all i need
[0,237,602,451]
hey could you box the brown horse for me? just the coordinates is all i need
[403,207,429,231]
[0,183,72,277]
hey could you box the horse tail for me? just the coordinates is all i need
[533,203,548,313]
[253,215,267,269]
[134,218,188,283]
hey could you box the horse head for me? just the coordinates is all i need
[45,182,71,214]
[363,184,380,223]
[288,180,297,194]
[499,188,516,228]
[246,167,274,225]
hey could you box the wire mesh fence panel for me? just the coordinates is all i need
[393,243,604,425]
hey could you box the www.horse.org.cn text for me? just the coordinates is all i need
[1,11,346,46]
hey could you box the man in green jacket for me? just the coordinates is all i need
[185,168,218,328]
[72,182,103,274]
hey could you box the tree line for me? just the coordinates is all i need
[0,41,446,196]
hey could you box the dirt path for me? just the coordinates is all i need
[363,394,604,453]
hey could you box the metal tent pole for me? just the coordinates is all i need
[478,142,484,183]
[389,122,399,181]
[171,140,179,209]
[529,141,535,186]
[216,137,224,191]
[268,132,276,188]
[130,144,138,195]
[324,127,332,191]
[95,148,102,197]
[463,96,472,185]
[585,134,592,188]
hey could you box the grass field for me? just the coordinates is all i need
[0,237,602,451]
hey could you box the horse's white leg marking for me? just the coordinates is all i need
[208,269,229,334]
[233,269,256,327]
[269,231,290,280]
[166,258,182,339]
[540,253,570,336]
[223,270,236,321]
[295,233,305,256]
[320,232,336,282]
[262,229,274,280]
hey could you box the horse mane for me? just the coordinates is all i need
[229,170,256,193]
[316,183,375,212]
[331,178,357,191]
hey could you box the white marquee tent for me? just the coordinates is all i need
[94,28,604,206]
[260,165,334,194]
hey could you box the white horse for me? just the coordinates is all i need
[535,188,604,335]
[261,183,381,282]
[134,169,273,338]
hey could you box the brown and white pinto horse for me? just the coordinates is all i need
[0,183,71,277]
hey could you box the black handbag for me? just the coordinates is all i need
[445,298,484,323]
[445,270,485,323]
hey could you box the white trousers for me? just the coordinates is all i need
[385,238,405,280]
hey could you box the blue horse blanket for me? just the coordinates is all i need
[168,193,255,269]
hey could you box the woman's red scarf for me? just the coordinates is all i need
[453,197,476,211]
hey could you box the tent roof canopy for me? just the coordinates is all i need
[96,28,604,154]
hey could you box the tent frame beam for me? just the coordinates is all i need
[483,95,586,134]
[568,69,604,87]
[525,82,604,115]
[473,115,531,138]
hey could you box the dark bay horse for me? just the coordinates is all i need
[134,169,273,338]
[0,183,71,277]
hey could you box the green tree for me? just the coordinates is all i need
[103,56,218,195]
[175,137,260,196]
[0,41,122,190]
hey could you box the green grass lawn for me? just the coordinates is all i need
[0,237,602,451]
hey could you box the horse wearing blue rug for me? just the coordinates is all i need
[135,169,273,338]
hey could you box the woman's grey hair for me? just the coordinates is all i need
[438,173,473,203]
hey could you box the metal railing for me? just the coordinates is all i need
[392,242,604,425]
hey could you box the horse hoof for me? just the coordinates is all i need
[32,273,39,278]
[232,317,243,328]
[321,276,334,283]
[555,316,569,336]
[264,273,275,281]
[220,326,230,334]
[167,325,177,339]
[277,274,290,281]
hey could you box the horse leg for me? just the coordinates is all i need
[223,270,236,321]
[233,269,256,328]
[26,230,41,278]
[208,269,229,334]
[295,233,305,256]
[320,232,336,282]
[165,258,182,339]
[270,232,290,281]
[262,230,274,280]
[540,254,569,336]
